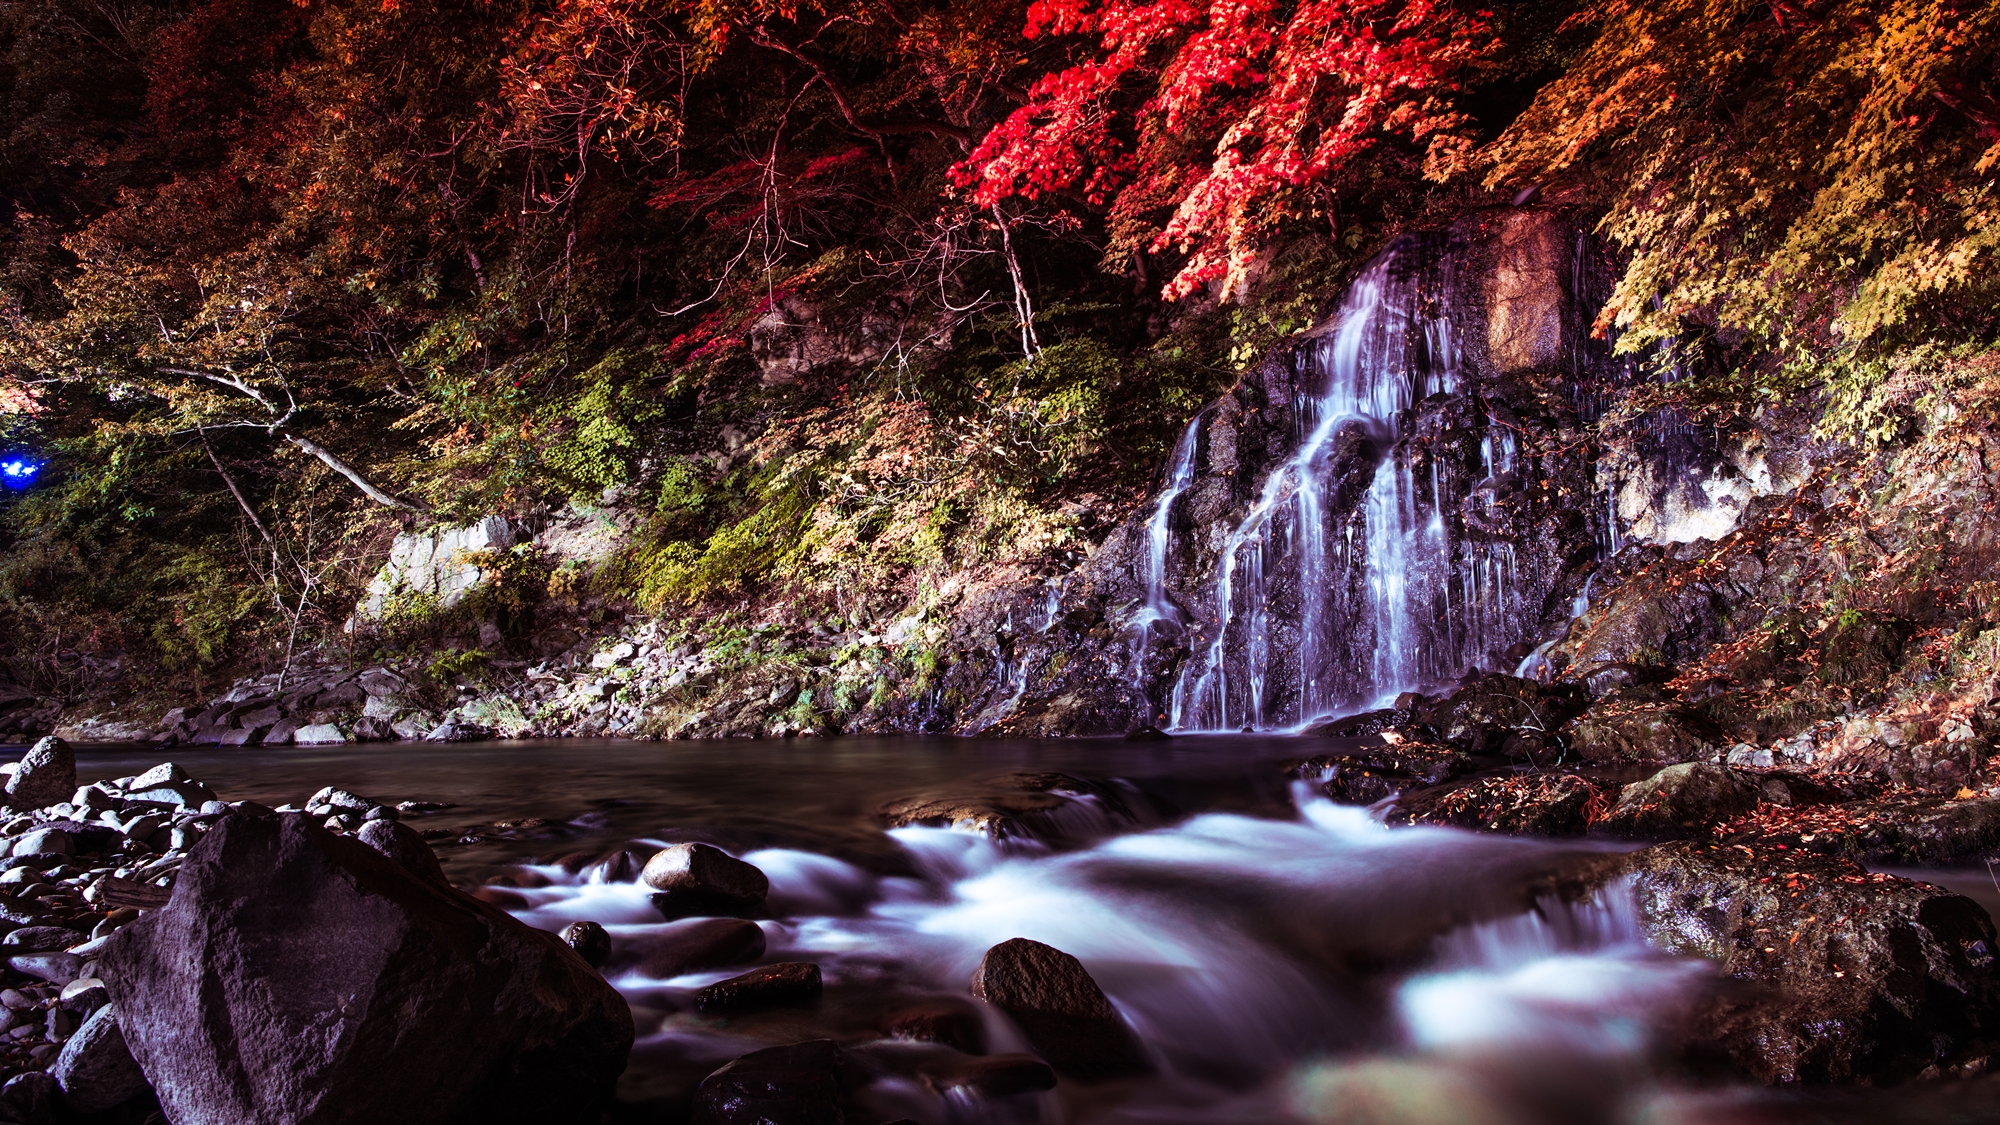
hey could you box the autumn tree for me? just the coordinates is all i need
[955,0,1499,300]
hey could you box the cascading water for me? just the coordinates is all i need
[1129,415,1205,711]
[1169,240,1537,731]
[503,778,1706,1124]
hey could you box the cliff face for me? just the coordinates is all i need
[31,205,1998,763]
[17,205,1682,743]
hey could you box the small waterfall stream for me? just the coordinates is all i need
[1168,241,1536,732]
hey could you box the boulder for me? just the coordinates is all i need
[692,1040,843,1125]
[1620,841,2000,1082]
[881,997,986,1054]
[1,926,84,953]
[968,938,1148,1081]
[9,953,81,984]
[1563,700,1728,764]
[50,1005,150,1113]
[920,1054,1057,1099]
[354,517,517,622]
[11,828,71,857]
[561,922,611,969]
[1392,774,1605,836]
[619,918,767,979]
[640,843,769,910]
[1599,763,1762,838]
[696,962,823,1014]
[355,819,448,887]
[0,1072,57,1125]
[97,812,633,1124]
[5,738,73,810]
[1294,745,1476,806]
[292,724,350,745]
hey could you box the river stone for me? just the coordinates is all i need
[96,811,633,1124]
[1393,774,1605,836]
[1564,700,1729,764]
[621,918,766,979]
[562,922,611,969]
[11,828,71,858]
[1621,841,2000,1081]
[5,738,73,811]
[882,997,987,1054]
[292,723,350,745]
[1,926,83,953]
[969,938,1148,1080]
[640,843,768,904]
[355,819,447,887]
[0,1071,57,1125]
[129,763,188,789]
[696,962,822,1013]
[50,1005,150,1113]
[691,1040,843,1125]
[921,1053,1058,1099]
[9,953,82,985]
[1599,763,1761,837]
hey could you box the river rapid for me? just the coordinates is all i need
[35,736,2000,1124]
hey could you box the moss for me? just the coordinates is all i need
[1816,610,1914,687]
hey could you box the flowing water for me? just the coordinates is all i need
[36,736,1974,1125]
[1167,242,1538,733]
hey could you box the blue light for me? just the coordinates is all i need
[0,459,39,488]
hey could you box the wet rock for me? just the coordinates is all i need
[640,843,769,910]
[0,1071,57,1125]
[5,738,74,810]
[1814,610,1912,686]
[1754,770,1854,807]
[920,1053,1057,1099]
[292,723,349,745]
[1421,676,1588,755]
[11,828,71,857]
[696,962,823,1013]
[1392,773,1605,836]
[59,978,108,1014]
[351,715,397,742]
[1619,841,2000,1082]
[1124,725,1171,741]
[1,926,83,953]
[50,1005,150,1113]
[9,954,82,985]
[1564,699,1729,764]
[1598,763,1762,838]
[356,819,448,886]
[879,773,1139,846]
[621,918,767,979]
[1293,745,1476,806]
[562,921,611,969]
[969,938,1148,1081]
[692,1039,843,1125]
[99,811,634,1124]
[881,998,986,1054]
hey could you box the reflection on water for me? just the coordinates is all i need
[22,736,2000,1123]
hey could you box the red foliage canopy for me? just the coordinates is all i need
[955,0,1496,299]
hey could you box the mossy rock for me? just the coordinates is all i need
[1815,610,1913,686]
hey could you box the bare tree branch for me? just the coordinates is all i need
[283,433,425,512]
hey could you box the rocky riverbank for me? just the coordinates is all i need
[1,727,1998,1119]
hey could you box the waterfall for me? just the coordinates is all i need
[1168,240,1536,732]
[1129,416,1205,707]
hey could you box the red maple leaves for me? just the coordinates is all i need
[956,0,1496,299]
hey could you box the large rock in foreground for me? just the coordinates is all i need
[98,811,633,1124]
[1622,841,2000,1082]
[969,938,1149,1081]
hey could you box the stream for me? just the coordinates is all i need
[27,736,2000,1123]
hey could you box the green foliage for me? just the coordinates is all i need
[423,647,491,684]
